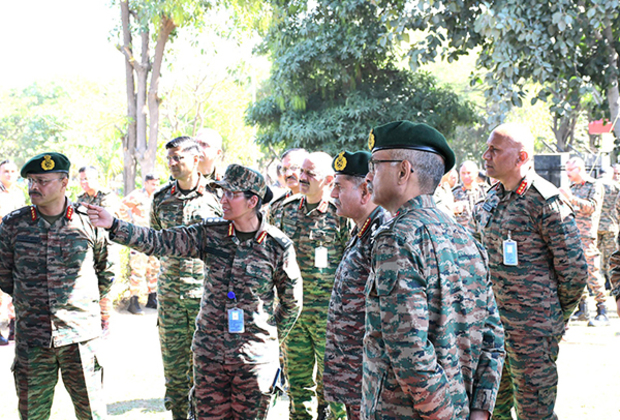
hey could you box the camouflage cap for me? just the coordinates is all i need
[20,152,71,178]
[368,121,455,174]
[211,164,267,198]
[332,150,371,177]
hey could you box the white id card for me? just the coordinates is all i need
[503,239,518,266]
[315,246,328,268]
[228,308,245,333]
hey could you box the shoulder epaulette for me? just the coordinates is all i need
[271,190,291,205]
[281,193,304,208]
[530,175,560,201]
[265,224,293,249]
[202,217,228,226]
[2,206,31,223]
[152,182,174,200]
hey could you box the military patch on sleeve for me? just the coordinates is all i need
[2,206,30,223]
[202,217,228,226]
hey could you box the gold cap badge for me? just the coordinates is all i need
[41,155,55,171]
[334,152,347,171]
[368,130,375,150]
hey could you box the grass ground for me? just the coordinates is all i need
[0,296,618,419]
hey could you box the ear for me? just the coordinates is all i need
[248,195,259,209]
[517,150,528,164]
[399,160,413,183]
[323,174,335,187]
[359,181,372,205]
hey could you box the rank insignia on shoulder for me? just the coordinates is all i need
[482,201,496,212]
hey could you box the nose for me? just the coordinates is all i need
[482,148,490,160]
[330,187,338,199]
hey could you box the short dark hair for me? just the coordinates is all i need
[78,166,98,175]
[165,136,200,155]
[0,159,15,169]
[145,173,159,182]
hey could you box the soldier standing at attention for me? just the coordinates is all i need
[0,152,115,419]
[362,121,504,420]
[597,165,620,291]
[267,148,309,225]
[87,164,303,419]
[559,157,610,326]
[452,160,486,230]
[272,152,349,420]
[323,151,388,420]
[475,124,588,420]
[0,159,26,345]
[151,136,222,420]
[119,174,162,314]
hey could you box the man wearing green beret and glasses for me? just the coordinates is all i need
[87,164,303,419]
[0,152,115,419]
[361,121,505,420]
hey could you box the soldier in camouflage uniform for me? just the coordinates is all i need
[362,121,504,420]
[475,124,588,420]
[87,164,303,420]
[0,152,115,420]
[324,151,388,420]
[119,174,162,314]
[77,165,122,332]
[596,166,620,290]
[452,160,486,231]
[151,136,222,420]
[559,157,610,326]
[0,159,26,345]
[267,148,309,225]
[271,152,349,420]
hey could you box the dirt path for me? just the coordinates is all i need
[1,297,618,419]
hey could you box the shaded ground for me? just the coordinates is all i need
[0,296,618,419]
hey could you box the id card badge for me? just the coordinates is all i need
[228,308,245,333]
[503,239,518,266]
[315,246,328,268]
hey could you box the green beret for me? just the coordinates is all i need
[332,150,371,177]
[211,164,268,199]
[368,121,456,173]
[20,152,71,178]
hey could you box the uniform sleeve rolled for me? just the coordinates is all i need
[274,244,303,341]
[571,182,602,216]
[542,198,588,322]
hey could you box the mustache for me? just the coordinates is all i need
[29,191,41,196]
[299,180,309,186]
[286,175,297,181]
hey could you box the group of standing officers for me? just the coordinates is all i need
[0,120,618,420]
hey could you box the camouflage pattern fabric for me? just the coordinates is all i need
[0,201,113,419]
[606,248,620,301]
[472,172,588,418]
[12,339,105,420]
[266,188,293,226]
[149,177,222,419]
[108,214,302,418]
[77,189,122,328]
[272,194,349,420]
[432,182,455,217]
[451,183,486,230]
[362,195,504,420]
[120,188,159,296]
[493,333,562,420]
[569,178,607,304]
[323,206,388,417]
[597,180,620,284]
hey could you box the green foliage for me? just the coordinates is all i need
[248,0,479,157]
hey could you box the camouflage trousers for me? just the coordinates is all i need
[192,357,278,419]
[128,250,159,296]
[12,339,105,420]
[597,231,618,284]
[159,297,200,420]
[283,311,346,420]
[345,404,361,420]
[581,237,607,304]
[492,332,561,420]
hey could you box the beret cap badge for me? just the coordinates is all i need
[368,130,375,150]
[41,155,55,171]
[334,152,347,172]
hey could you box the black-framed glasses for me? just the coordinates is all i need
[27,177,65,187]
[166,155,186,164]
[368,159,403,174]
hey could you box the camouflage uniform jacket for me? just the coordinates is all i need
[0,201,115,347]
[109,214,303,364]
[324,206,388,406]
[472,172,588,335]
[452,183,486,228]
[119,187,152,227]
[597,179,620,234]
[272,194,350,312]
[266,188,293,226]
[0,183,26,219]
[607,250,620,301]
[77,189,121,216]
[363,195,504,419]
[432,183,455,218]
[568,177,603,239]
[150,178,223,301]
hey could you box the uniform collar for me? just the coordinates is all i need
[227,214,269,244]
[170,178,206,196]
[30,199,75,222]
[356,206,386,239]
[299,196,330,213]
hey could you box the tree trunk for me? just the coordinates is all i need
[603,22,620,150]
[120,0,137,195]
[135,29,150,172]
[140,16,176,175]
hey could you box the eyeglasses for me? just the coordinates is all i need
[368,159,404,174]
[282,165,301,173]
[27,177,65,187]
[222,190,246,200]
[166,155,186,163]
[300,168,318,178]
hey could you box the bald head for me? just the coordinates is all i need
[459,160,479,188]
[306,152,334,178]
[490,123,535,160]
